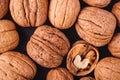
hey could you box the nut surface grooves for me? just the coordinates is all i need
[27,25,70,68]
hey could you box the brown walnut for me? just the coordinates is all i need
[66,40,99,76]
[10,0,48,27]
[95,57,120,80]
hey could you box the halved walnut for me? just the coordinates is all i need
[66,40,99,76]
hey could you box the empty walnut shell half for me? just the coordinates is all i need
[0,51,37,80]
[76,7,116,47]
[66,40,99,76]
[46,68,74,80]
[95,57,120,80]
[27,25,70,68]
[80,76,95,80]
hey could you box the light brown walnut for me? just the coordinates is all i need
[27,25,70,68]
[0,0,9,19]
[83,0,111,8]
[95,57,120,80]
[0,20,19,53]
[46,68,73,80]
[49,0,80,29]
[10,0,48,27]
[112,2,120,27]
[76,7,116,47]
[80,76,95,80]
[108,33,120,58]
[0,51,36,80]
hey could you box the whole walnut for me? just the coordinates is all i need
[83,0,111,8]
[108,33,120,58]
[112,2,120,27]
[0,51,37,80]
[0,0,9,19]
[49,0,80,29]
[76,7,116,47]
[0,20,19,53]
[10,0,48,27]
[80,77,95,80]
[95,57,120,80]
[27,25,70,68]
[46,68,73,80]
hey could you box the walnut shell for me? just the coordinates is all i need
[0,20,19,53]
[27,25,70,68]
[0,51,36,80]
[10,0,48,27]
[76,7,116,47]
[0,0,9,19]
[66,40,99,76]
[83,0,111,8]
[108,33,120,58]
[46,68,73,80]
[80,76,95,80]
[112,2,120,27]
[49,0,80,29]
[95,57,120,80]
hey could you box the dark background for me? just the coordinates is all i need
[4,0,120,80]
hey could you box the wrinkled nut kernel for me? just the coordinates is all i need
[67,40,99,76]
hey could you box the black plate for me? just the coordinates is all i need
[4,0,120,80]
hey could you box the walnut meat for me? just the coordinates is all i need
[108,33,120,58]
[46,68,73,80]
[10,0,48,27]
[76,7,116,47]
[49,0,80,29]
[0,20,19,53]
[95,57,120,80]
[112,2,120,27]
[27,25,70,68]
[0,51,36,80]
[80,76,95,80]
[66,40,99,76]
[83,0,111,8]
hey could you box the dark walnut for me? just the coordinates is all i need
[27,25,70,68]
[95,57,120,80]
[112,2,120,27]
[66,40,99,76]
[0,0,9,19]
[46,68,73,80]
[0,51,36,80]
[10,0,48,27]
[80,76,95,80]
[108,33,120,58]
[76,7,116,47]
[49,0,80,29]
